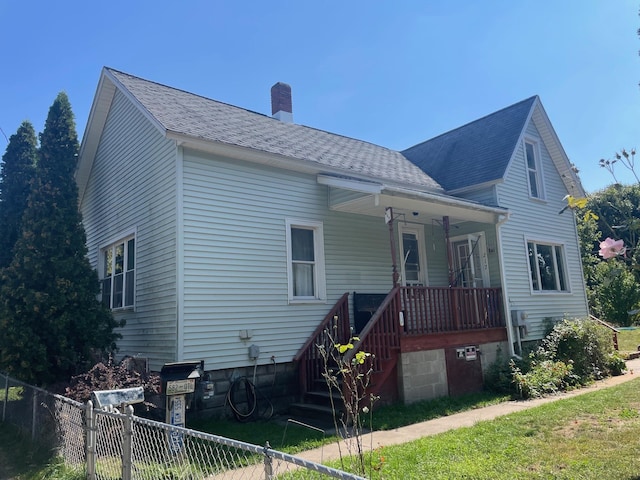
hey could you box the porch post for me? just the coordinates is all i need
[444,215,461,329]
[443,216,455,286]
[386,207,400,285]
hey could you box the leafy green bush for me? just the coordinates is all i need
[536,318,625,380]
[483,346,526,395]
[511,359,578,398]
[509,318,626,399]
[589,260,640,326]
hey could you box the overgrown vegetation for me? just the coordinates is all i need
[61,356,161,417]
[575,183,640,326]
[0,93,121,386]
[0,422,83,480]
[486,318,626,399]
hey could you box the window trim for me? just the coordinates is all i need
[398,223,429,287]
[285,219,326,304]
[99,230,137,310]
[450,232,489,288]
[525,237,571,294]
[524,138,545,200]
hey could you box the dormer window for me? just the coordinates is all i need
[525,140,543,199]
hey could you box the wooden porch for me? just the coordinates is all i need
[293,285,507,405]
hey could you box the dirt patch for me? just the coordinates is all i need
[555,408,640,438]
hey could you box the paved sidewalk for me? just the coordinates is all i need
[296,357,640,464]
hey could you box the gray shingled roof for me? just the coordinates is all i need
[107,68,443,192]
[402,96,537,192]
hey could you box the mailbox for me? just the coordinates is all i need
[160,361,203,396]
[91,386,144,409]
[160,361,204,454]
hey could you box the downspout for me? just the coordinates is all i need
[495,212,518,357]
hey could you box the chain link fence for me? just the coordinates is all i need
[1,372,365,479]
[1,372,86,474]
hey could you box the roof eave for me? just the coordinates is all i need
[76,68,170,204]
[167,131,445,193]
[529,101,586,197]
[76,69,116,204]
[446,178,502,195]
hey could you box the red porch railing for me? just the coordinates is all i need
[344,287,402,372]
[342,288,403,403]
[292,292,351,397]
[400,286,504,334]
[293,287,505,400]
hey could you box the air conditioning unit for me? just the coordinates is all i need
[511,310,528,327]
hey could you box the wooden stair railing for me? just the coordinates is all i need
[589,314,620,350]
[343,287,402,402]
[293,292,351,397]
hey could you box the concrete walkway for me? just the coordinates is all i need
[296,357,640,464]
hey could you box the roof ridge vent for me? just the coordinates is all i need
[271,82,293,123]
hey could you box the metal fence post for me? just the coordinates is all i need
[122,405,134,480]
[263,441,273,480]
[31,388,37,441]
[86,400,96,480]
[2,374,8,422]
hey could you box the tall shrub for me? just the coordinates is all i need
[0,93,121,385]
[535,318,624,382]
[0,121,38,269]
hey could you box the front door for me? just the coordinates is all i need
[451,233,489,288]
[399,224,427,286]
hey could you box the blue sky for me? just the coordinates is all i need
[1,1,638,193]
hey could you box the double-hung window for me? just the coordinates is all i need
[525,140,543,199]
[286,219,326,302]
[101,235,136,309]
[527,240,568,293]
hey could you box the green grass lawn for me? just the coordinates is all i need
[187,390,510,454]
[617,327,640,353]
[3,375,639,479]
[311,378,640,479]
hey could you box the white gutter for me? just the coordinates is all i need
[316,174,383,194]
[381,184,509,216]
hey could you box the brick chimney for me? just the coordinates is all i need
[271,82,293,123]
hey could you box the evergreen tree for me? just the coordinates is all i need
[0,121,38,269]
[0,93,121,385]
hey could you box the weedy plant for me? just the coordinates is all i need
[317,324,380,477]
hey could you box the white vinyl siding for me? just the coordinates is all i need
[80,90,178,369]
[497,116,588,339]
[181,151,393,370]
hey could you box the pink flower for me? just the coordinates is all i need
[598,237,626,259]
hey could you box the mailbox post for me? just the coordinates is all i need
[160,361,203,454]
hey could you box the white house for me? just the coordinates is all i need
[77,68,588,410]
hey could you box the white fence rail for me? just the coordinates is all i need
[1,372,365,479]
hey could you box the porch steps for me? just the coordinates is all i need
[286,373,345,430]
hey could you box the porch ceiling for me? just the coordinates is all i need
[322,179,507,225]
